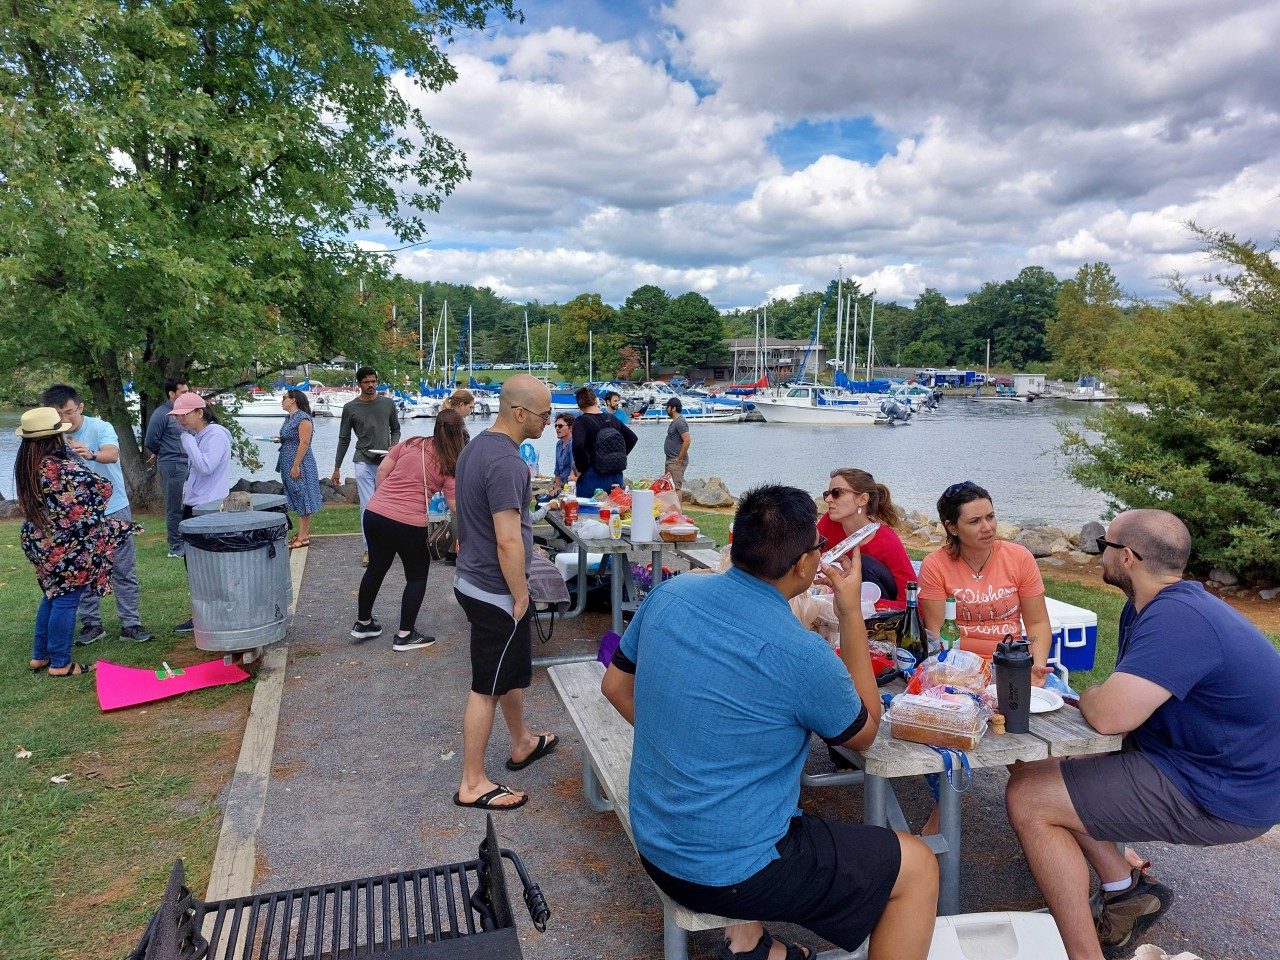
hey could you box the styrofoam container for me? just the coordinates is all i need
[928,911,1067,959]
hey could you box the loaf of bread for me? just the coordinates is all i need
[887,692,986,751]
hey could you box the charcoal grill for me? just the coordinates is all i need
[129,816,549,960]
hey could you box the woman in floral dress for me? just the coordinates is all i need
[278,389,322,548]
[14,407,136,676]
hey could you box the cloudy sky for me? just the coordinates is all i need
[362,0,1280,308]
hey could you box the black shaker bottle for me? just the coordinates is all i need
[993,636,1033,734]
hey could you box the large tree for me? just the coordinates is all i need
[966,266,1060,368]
[1063,227,1280,582]
[655,291,724,373]
[0,0,518,500]
[551,293,619,381]
[1046,262,1124,378]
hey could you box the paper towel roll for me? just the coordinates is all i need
[630,489,656,542]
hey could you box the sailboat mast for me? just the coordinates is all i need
[418,294,424,372]
[851,299,859,379]
[467,306,473,380]
[525,310,532,374]
[443,301,449,385]
[865,296,876,381]
[834,267,843,384]
[588,329,594,384]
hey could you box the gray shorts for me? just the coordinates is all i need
[1062,747,1268,847]
[664,459,687,489]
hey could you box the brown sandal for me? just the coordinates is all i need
[288,537,310,550]
[48,662,93,677]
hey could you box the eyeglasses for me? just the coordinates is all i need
[822,488,850,500]
[1096,537,1143,561]
[789,534,827,568]
[943,480,979,499]
[515,406,552,424]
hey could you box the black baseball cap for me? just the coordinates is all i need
[666,398,682,411]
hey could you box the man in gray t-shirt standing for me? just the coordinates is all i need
[331,366,399,562]
[452,374,559,811]
[663,397,691,490]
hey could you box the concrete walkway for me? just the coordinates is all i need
[250,534,1278,959]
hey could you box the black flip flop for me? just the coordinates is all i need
[452,784,528,811]
[47,662,93,677]
[505,733,558,771]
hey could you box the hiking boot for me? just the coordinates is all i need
[75,624,105,646]
[1096,868,1175,958]
[391,630,437,652]
[350,618,383,640]
[120,625,155,643]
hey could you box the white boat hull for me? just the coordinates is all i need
[752,399,883,425]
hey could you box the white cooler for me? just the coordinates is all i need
[555,551,604,583]
[928,911,1067,960]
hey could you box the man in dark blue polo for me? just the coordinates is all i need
[602,484,938,960]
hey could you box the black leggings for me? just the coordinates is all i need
[358,510,431,631]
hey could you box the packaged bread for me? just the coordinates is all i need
[887,692,987,751]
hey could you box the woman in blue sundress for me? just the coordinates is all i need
[278,390,322,548]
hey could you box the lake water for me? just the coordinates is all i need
[0,398,1107,528]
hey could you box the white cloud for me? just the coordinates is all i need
[373,4,1280,307]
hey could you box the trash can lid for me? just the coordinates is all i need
[191,493,288,516]
[179,509,288,535]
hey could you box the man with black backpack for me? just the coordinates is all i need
[571,386,638,498]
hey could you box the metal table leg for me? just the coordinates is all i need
[937,778,962,915]
[864,773,889,827]
[663,907,689,960]
[651,548,664,588]
[581,749,613,813]
[610,551,625,636]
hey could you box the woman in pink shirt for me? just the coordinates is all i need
[816,468,915,609]
[917,481,1053,674]
[350,411,467,651]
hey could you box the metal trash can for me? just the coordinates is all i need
[192,493,288,517]
[178,510,291,652]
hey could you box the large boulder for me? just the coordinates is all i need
[1209,568,1239,587]
[230,477,253,493]
[996,521,1021,541]
[1015,527,1071,558]
[0,496,22,520]
[339,479,360,504]
[692,476,735,508]
[1080,520,1106,554]
[249,479,284,495]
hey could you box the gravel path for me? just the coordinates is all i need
[252,534,1278,959]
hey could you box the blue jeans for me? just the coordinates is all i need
[34,588,88,669]
[578,469,622,499]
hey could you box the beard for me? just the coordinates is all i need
[1102,563,1133,598]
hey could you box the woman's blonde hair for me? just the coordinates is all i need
[443,389,474,410]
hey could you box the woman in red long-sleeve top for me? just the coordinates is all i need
[816,468,915,610]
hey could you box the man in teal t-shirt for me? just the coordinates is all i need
[1006,509,1280,959]
[44,385,153,644]
[602,485,938,960]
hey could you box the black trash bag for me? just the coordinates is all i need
[184,522,286,558]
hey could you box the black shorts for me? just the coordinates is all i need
[454,588,533,696]
[640,815,901,951]
[1062,745,1269,847]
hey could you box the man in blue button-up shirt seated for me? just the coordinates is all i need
[602,484,938,960]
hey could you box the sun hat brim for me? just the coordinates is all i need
[14,420,73,439]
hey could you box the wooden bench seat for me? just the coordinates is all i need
[674,544,724,571]
[547,660,865,960]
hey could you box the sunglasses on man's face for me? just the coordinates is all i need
[788,534,828,568]
[1095,537,1144,561]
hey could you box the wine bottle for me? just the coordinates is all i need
[940,596,961,651]
[899,581,928,663]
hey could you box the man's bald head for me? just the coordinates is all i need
[1110,509,1192,576]
[500,374,551,414]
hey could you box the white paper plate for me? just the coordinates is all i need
[985,685,1064,714]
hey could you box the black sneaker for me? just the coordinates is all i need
[174,618,194,633]
[120,625,155,643]
[391,630,437,652]
[76,624,105,646]
[350,618,383,640]
[1096,868,1175,958]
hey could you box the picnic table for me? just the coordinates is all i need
[542,510,717,636]
[837,685,1122,914]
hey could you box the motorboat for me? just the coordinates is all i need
[752,385,908,425]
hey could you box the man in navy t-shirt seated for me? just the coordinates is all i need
[1006,509,1280,960]
[601,485,938,960]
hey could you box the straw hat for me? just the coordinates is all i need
[168,393,208,416]
[14,407,73,439]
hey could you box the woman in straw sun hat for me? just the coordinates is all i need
[14,408,138,676]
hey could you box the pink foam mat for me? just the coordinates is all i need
[95,658,250,711]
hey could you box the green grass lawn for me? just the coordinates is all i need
[0,519,251,959]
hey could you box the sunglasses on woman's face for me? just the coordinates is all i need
[822,488,851,500]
